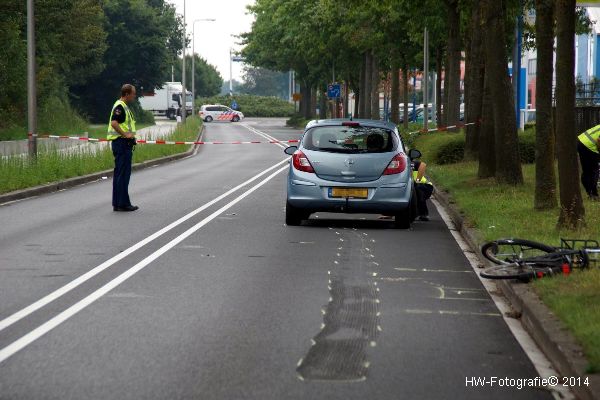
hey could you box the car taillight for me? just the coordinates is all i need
[292,150,315,173]
[383,153,407,175]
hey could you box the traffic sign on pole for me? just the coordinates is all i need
[327,83,341,99]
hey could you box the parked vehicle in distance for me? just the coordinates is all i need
[199,104,244,122]
[284,119,419,229]
[139,82,193,120]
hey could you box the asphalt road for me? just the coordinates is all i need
[0,118,553,399]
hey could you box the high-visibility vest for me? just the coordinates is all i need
[413,170,432,185]
[107,99,136,140]
[578,124,600,154]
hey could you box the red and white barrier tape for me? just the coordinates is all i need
[407,121,478,135]
[27,134,299,145]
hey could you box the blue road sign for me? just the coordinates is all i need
[231,100,239,110]
[327,83,341,99]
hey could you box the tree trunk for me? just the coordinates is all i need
[444,0,461,128]
[319,84,327,119]
[299,81,308,117]
[391,65,400,124]
[371,52,380,120]
[343,80,349,118]
[534,0,558,210]
[310,85,317,119]
[364,52,372,118]
[482,0,523,185]
[354,91,360,118]
[359,53,366,118]
[436,47,444,127]
[555,0,585,228]
[478,69,496,178]
[464,2,483,160]
[403,65,409,130]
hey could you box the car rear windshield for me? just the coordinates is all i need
[303,125,395,153]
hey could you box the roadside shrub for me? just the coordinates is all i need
[286,114,310,129]
[435,137,466,164]
[519,129,536,164]
[130,101,155,125]
[414,129,537,165]
[196,94,294,117]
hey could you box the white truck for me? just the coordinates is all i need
[139,82,193,120]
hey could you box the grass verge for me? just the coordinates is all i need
[413,132,600,373]
[0,117,201,194]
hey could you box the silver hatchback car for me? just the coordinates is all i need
[284,119,420,229]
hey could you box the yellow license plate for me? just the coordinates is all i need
[331,188,368,199]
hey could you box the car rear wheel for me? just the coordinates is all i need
[205,116,213,122]
[285,201,306,226]
[231,115,240,122]
[394,207,411,229]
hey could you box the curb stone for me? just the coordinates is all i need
[434,187,600,400]
[0,126,205,206]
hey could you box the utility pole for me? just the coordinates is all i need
[27,0,37,157]
[229,49,233,96]
[423,27,429,131]
[181,0,187,124]
[513,3,523,130]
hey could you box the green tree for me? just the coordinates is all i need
[533,0,557,210]
[170,54,223,98]
[72,0,184,121]
[239,67,290,99]
[555,0,585,228]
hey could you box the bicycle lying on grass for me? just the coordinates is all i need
[479,238,600,281]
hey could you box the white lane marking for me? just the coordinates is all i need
[0,164,289,364]
[0,158,289,333]
[240,123,289,150]
[431,198,571,400]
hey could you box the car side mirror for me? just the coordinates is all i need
[408,149,422,159]
[284,146,298,155]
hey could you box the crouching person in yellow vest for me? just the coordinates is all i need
[577,125,600,200]
[412,159,434,221]
[107,84,138,211]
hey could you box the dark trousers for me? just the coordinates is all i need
[415,183,434,216]
[112,138,133,207]
[577,140,599,197]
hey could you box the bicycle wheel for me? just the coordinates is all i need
[479,263,536,280]
[481,239,556,265]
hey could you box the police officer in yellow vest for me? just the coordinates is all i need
[108,84,138,211]
[577,124,600,200]
[412,159,434,221]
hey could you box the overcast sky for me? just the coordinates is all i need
[172,0,256,82]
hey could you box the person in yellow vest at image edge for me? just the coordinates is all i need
[577,125,600,201]
[412,159,434,221]
[107,84,139,212]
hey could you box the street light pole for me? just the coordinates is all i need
[27,0,37,157]
[181,0,187,124]
[192,18,216,116]
[229,48,233,96]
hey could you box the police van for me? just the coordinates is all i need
[199,104,244,122]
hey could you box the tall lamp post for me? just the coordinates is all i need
[192,18,216,116]
[27,0,37,157]
[181,0,187,124]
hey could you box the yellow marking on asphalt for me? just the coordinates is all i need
[394,267,474,273]
[404,309,501,317]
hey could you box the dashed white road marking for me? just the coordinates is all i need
[431,198,571,400]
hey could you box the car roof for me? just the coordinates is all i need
[305,118,397,131]
[202,104,229,108]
